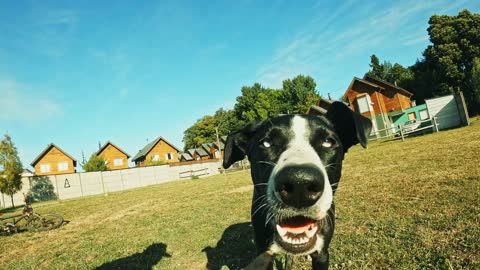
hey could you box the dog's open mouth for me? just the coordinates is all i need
[275,216,318,254]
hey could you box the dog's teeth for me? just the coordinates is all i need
[276,224,288,237]
[301,237,309,244]
[305,225,318,238]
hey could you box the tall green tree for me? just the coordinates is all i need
[182,75,322,150]
[413,9,480,115]
[182,108,240,151]
[233,83,283,122]
[0,135,23,208]
[366,54,384,80]
[365,54,414,88]
[280,75,320,114]
[82,154,108,172]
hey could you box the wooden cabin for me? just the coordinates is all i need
[201,143,213,159]
[179,153,194,162]
[132,137,179,166]
[31,144,77,176]
[96,141,130,170]
[341,75,413,134]
[192,147,210,161]
[342,76,413,117]
[209,142,225,160]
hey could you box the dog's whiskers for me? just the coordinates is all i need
[256,161,277,167]
[252,194,267,205]
[252,202,269,218]
[253,183,268,187]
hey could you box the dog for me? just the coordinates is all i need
[223,101,372,269]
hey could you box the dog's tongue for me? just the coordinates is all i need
[279,221,315,230]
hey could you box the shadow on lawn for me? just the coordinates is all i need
[202,222,257,270]
[96,242,171,270]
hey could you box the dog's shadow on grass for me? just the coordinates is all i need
[96,242,171,270]
[202,222,257,270]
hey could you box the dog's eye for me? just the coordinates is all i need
[321,138,335,148]
[262,140,272,148]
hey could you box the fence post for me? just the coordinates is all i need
[1,193,5,208]
[100,171,106,194]
[433,117,439,132]
[78,173,84,197]
[399,125,405,141]
[54,175,60,200]
[120,171,125,191]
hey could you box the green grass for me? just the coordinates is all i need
[1,121,479,270]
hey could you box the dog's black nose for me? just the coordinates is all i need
[275,165,324,208]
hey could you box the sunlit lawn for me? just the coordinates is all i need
[1,120,479,269]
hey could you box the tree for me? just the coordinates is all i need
[82,154,108,172]
[280,75,320,114]
[365,54,414,88]
[182,75,322,150]
[413,9,480,115]
[233,83,283,122]
[0,135,23,208]
[366,54,384,80]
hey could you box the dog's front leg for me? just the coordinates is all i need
[310,250,329,270]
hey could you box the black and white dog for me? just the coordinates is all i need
[223,102,372,269]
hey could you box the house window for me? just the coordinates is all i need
[419,109,429,120]
[152,154,160,161]
[356,95,373,113]
[408,112,416,120]
[165,153,174,160]
[40,164,51,173]
[114,158,123,166]
[58,162,68,171]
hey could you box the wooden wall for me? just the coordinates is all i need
[346,79,412,116]
[97,144,129,170]
[34,146,75,176]
[145,140,179,164]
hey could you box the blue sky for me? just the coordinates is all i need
[1,0,479,170]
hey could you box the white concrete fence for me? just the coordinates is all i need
[0,160,220,208]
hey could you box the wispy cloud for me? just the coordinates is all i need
[256,0,461,89]
[0,79,62,123]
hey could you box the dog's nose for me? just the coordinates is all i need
[275,165,324,208]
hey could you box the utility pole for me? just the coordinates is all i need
[215,121,226,176]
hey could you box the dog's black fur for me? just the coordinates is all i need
[223,102,372,269]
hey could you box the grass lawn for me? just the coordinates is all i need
[1,120,479,270]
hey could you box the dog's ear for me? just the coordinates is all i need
[223,121,263,169]
[326,101,372,152]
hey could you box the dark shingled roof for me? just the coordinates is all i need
[180,153,194,161]
[30,143,77,167]
[201,143,212,152]
[132,137,180,162]
[96,141,130,158]
[212,141,225,150]
[194,147,209,157]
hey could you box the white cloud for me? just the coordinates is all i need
[256,0,462,89]
[0,79,62,123]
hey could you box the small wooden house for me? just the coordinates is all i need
[342,75,414,135]
[96,141,130,170]
[201,143,213,159]
[31,144,77,176]
[179,153,194,162]
[132,137,179,167]
[192,147,210,161]
[209,142,225,159]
